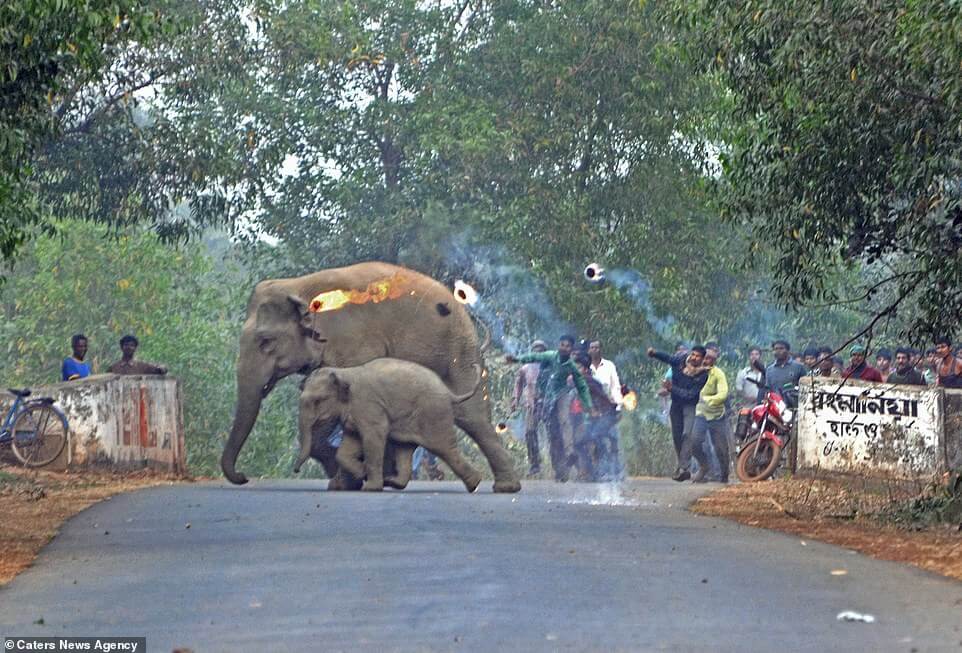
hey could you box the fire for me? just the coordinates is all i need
[495,422,508,434]
[622,391,638,412]
[453,280,478,306]
[309,272,410,313]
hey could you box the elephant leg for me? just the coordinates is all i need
[335,433,365,479]
[423,432,483,493]
[310,426,340,478]
[455,398,521,493]
[359,428,387,492]
[327,432,363,491]
[385,443,415,490]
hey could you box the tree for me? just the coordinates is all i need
[238,0,763,359]
[667,1,962,341]
[0,0,166,261]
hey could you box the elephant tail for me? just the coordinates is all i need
[450,363,483,404]
[469,312,491,354]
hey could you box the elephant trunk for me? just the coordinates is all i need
[221,353,272,485]
[293,403,315,474]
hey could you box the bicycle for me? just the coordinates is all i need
[0,388,69,467]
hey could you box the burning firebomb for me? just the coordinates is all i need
[584,263,606,284]
[309,272,411,313]
[453,280,479,306]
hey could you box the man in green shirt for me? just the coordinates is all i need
[506,334,594,482]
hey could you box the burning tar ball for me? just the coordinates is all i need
[584,263,606,284]
[453,280,479,306]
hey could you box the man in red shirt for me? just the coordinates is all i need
[843,344,883,382]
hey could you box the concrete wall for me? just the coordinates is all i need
[1,374,185,472]
[796,377,961,478]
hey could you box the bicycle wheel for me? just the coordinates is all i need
[12,403,68,468]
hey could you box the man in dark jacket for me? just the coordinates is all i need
[647,345,709,481]
[887,347,927,386]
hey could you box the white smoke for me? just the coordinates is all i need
[605,268,677,340]
[443,235,575,355]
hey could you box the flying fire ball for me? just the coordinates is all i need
[495,422,508,434]
[453,280,479,306]
[622,390,638,412]
[584,263,606,284]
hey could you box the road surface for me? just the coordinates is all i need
[1,480,960,652]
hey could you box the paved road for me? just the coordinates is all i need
[1,479,960,652]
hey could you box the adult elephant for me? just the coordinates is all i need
[221,261,521,493]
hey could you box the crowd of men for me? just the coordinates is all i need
[505,336,624,482]
[60,333,167,381]
[504,333,962,485]
[653,336,962,483]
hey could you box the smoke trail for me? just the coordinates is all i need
[605,268,677,340]
[443,235,574,355]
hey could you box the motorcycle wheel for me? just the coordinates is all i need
[736,438,782,482]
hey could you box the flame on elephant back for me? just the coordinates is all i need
[453,280,478,306]
[308,272,411,313]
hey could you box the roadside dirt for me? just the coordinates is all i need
[692,477,962,582]
[0,465,187,585]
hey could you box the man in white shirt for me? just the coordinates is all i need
[734,346,763,407]
[588,340,623,479]
[588,340,623,409]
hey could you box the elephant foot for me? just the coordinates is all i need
[384,476,408,490]
[463,473,482,493]
[362,482,384,492]
[328,474,363,491]
[493,478,522,493]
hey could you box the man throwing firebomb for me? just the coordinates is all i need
[647,344,709,481]
[506,335,595,482]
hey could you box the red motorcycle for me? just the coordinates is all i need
[733,378,796,482]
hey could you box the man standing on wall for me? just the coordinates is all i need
[888,348,927,386]
[506,335,594,482]
[107,335,167,376]
[934,337,962,388]
[61,334,92,381]
[875,348,893,382]
[511,339,548,477]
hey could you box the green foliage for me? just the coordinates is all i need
[0,0,167,261]
[666,1,962,341]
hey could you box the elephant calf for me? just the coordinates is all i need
[295,358,484,492]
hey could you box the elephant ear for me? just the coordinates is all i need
[329,371,351,403]
[291,294,327,343]
[288,294,309,318]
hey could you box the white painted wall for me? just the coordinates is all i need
[796,377,944,477]
[1,374,185,472]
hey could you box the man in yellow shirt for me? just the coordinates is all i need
[679,345,731,483]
